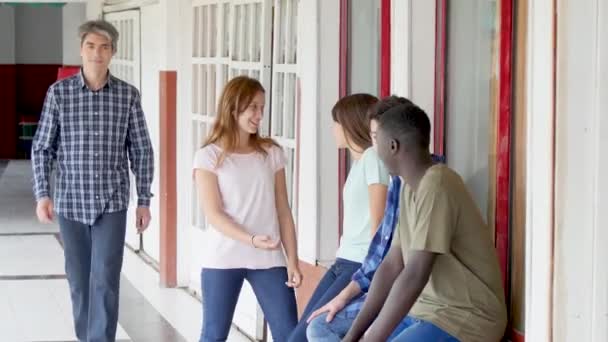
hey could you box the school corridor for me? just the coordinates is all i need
[0,159,250,342]
[0,0,607,341]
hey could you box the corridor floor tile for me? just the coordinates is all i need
[0,279,130,341]
[0,235,65,277]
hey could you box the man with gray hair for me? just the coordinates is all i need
[32,20,154,342]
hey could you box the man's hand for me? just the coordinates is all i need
[136,206,151,233]
[36,197,54,223]
[286,263,303,288]
[307,295,348,323]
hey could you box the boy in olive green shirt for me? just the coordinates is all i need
[343,104,507,342]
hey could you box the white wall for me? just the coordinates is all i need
[86,0,104,20]
[410,0,436,148]
[140,3,162,263]
[0,6,16,64]
[15,5,63,64]
[62,3,86,65]
[553,0,608,340]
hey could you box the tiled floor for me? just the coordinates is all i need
[0,160,251,342]
[0,278,131,341]
[0,235,65,276]
[0,160,59,235]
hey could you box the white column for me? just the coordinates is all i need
[524,0,556,340]
[296,0,320,263]
[174,0,193,287]
[159,0,180,70]
[316,0,340,265]
[390,0,412,98]
[552,0,608,340]
[593,3,608,341]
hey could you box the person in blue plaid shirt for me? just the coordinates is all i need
[32,20,153,342]
[306,96,443,341]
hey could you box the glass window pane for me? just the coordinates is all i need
[348,0,380,95]
[445,0,499,223]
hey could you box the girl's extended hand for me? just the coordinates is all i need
[252,235,281,250]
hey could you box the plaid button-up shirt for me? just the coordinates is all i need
[345,154,445,314]
[345,175,401,315]
[32,71,154,225]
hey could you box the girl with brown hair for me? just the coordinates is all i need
[193,76,301,342]
[288,94,390,342]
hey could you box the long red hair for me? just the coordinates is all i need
[203,76,278,166]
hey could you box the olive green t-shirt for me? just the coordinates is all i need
[393,164,507,342]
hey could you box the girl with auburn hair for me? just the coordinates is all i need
[193,76,301,342]
[288,93,390,342]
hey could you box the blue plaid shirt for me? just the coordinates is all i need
[32,71,154,225]
[345,176,401,313]
[345,155,445,314]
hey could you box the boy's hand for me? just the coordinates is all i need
[307,295,348,323]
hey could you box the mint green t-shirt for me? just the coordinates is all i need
[336,147,390,262]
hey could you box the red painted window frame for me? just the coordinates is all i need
[434,0,447,157]
[496,0,514,301]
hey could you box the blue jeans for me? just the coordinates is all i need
[288,258,361,342]
[390,317,459,341]
[200,267,298,342]
[307,312,459,342]
[58,210,127,342]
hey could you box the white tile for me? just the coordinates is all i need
[0,159,240,341]
[1,279,130,341]
[0,160,131,341]
[0,236,65,276]
[121,248,251,342]
[2,280,74,341]
[116,323,130,339]
[0,283,25,342]
[0,161,59,235]
[47,280,74,319]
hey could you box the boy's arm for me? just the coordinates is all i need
[363,250,437,341]
[350,178,454,341]
[343,244,405,341]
